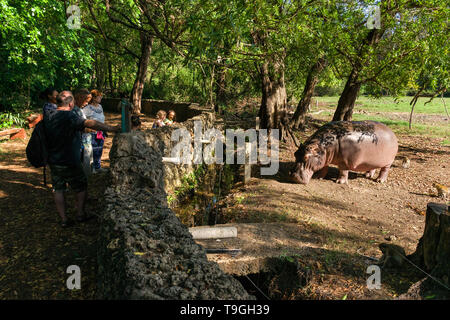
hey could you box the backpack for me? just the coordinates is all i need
[26,119,49,185]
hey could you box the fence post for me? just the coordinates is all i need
[244,142,251,184]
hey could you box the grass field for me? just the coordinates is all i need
[315,96,450,115]
[312,96,449,145]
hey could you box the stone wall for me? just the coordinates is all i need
[108,106,216,194]
[97,105,253,299]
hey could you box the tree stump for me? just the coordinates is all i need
[402,202,450,299]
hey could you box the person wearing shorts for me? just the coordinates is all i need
[44,91,120,227]
[49,164,87,193]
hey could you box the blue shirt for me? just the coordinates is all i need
[43,102,57,116]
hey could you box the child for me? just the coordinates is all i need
[164,110,176,126]
[152,110,166,128]
[131,115,142,131]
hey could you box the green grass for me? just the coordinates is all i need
[351,114,449,139]
[313,96,450,141]
[315,110,449,141]
[316,96,450,115]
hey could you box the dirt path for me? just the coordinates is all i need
[214,118,449,299]
[0,110,447,299]
[0,112,154,299]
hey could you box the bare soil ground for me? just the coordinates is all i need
[213,110,449,299]
[0,112,154,299]
[0,109,448,299]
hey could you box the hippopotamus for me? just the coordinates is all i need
[290,121,398,184]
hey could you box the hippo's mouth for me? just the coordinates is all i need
[289,163,313,185]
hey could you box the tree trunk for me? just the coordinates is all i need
[259,60,287,129]
[214,66,226,113]
[108,59,114,92]
[409,203,450,274]
[259,59,297,145]
[290,57,327,129]
[332,69,361,121]
[402,203,450,299]
[333,29,381,122]
[95,53,104,90]
[131,34,153,114]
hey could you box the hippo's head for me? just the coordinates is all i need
[289,142,326,185]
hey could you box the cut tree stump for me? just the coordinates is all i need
[409,203,450,274]
[401,202,450,299]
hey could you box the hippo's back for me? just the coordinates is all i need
[334,121,398,170]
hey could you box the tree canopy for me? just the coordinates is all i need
[1,0,448,128]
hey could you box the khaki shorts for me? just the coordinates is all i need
[49,164,87,193]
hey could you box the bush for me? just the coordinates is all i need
[314,86,343,96]
[0,112,29,129]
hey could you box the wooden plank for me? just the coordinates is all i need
[10,128,26,140]
[189,226,238,239]
[0,128,21,137]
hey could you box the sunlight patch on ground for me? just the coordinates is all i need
[0,166,40,174]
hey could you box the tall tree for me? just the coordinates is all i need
[83,0,198,113]
[188,0,325,142]
[330,0,448,121]
[0,0,94,111]
[290,57,327,129]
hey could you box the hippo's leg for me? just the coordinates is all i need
[376,164,392,183]
[316,166,329,179]
[365,169,376,179]
[336,169,349,184]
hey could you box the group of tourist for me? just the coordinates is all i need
[40,87,180,228]
[40,88,120,227]
[41,88,109,177]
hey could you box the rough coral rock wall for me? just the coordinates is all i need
[109,109,216,193]
[97,107,253,299]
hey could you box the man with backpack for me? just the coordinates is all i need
[43,91,120,227]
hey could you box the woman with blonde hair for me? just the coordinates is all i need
[74,88,93,177]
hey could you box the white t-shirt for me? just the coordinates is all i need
[80,107,91,143]
[84,104,105,123]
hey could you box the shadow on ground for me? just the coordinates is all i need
[0,167,108,299]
